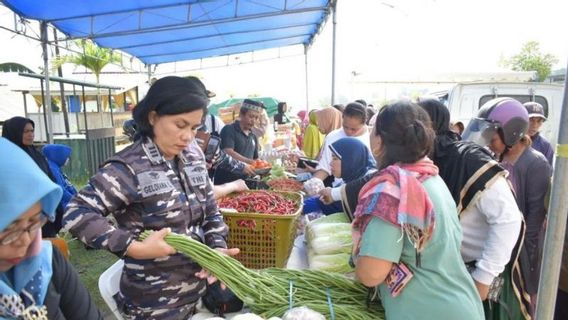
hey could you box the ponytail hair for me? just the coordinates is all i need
[374,100,435,168]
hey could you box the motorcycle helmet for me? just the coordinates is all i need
[122,119,137,141]
[462,97,529,148]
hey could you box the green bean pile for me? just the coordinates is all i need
[141,231,384,319]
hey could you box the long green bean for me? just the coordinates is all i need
[140,231,384,319]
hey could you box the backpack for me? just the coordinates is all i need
[210,114,220,137]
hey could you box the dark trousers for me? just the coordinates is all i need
[555,289,568,320]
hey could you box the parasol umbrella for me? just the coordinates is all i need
[208,97,280,118]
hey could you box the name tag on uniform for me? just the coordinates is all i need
[184,165,208,187]
[138,171,175,197]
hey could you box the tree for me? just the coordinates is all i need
[502,41,558,81]
[52,39,123,85]
[52,40,123,112]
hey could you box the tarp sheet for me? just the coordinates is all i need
[2,0,332,64]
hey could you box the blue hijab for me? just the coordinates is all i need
[329,137,376,183]
[0,138,62,317]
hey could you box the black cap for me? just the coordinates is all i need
[241,99,265,112]
[523,101,546,120]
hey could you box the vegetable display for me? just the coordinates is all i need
[219,190,298,215]
[266,177,304,192]
[140,231,384,320]
[305,213,354,273]
[266,163,286,180]
[251,159,271,169]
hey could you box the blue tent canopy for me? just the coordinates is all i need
[2,0,333,64]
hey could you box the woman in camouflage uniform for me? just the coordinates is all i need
[63,76,237,320]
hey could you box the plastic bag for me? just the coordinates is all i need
[282,306,325,320]
[303,178,324,196]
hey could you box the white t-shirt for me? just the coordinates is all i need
[204,114,225,135]
[460,176,522,285]
[316,128,371,186]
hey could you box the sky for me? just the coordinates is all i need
[1,0,567,112]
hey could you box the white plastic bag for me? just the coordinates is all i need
[282,306,325,320]
[303,178,324,196]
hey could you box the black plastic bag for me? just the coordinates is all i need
[202,281,244,316]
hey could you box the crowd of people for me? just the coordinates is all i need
[0,74,563,320]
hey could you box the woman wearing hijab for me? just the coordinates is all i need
[315,107,342,136]
[351,101,484,320]
[303,137,375,215]
[0,138,103,320]
[251,108,274,152]
[42,144,78,210]
[2,117,64,237]
[302,110,325,159]
[1,117,52,177]
[273,102,291,125]
[418,98,528,319]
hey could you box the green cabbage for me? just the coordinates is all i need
[305,222,351,244]
[308,231,352,255]
[308,212,350,226]
[308,253,354,273]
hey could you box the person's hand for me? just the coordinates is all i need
[126,228,176,260]
[195,247,240,289]
[304,163,318,173]
[206,150,222,169]
[230,179,249,193]
[319,187,333,204]
[243,165,256,176]
[474,280,490,301]
[288,153,300,164]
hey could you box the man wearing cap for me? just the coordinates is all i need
[524,102,554,165]
[214,99,263,184]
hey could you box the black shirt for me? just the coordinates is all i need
[219,121,258,160]
[46,246,104,319]
[215,121,258,184]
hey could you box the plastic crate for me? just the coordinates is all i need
[221,191,303,269]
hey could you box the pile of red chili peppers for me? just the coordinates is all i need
[219,190,298,215]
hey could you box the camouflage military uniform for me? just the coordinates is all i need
[63,138,228,320]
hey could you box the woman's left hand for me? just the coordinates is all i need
[195,247,240,289]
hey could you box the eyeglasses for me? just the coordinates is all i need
[0,215,48,245]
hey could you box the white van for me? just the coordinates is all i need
[431,82,565,145]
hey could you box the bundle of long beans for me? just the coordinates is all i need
[140,231,384,319]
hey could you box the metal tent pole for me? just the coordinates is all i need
[330,1,337,106]
[40,80,48,142]
[108,88,114,127]
[535,65,568,320]
[22,91,29,118]
[304,44,309,112]
[40,21,54,143]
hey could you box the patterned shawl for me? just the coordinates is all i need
[353,158,439,260]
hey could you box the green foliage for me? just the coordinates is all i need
[502,41,558,81]
[66,235,117,317]
[52,40,123,83]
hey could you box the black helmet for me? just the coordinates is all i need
[122,119,137,141]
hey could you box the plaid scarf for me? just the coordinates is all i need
[353,158,438,262]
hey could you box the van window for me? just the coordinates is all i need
[479,95,548,118]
